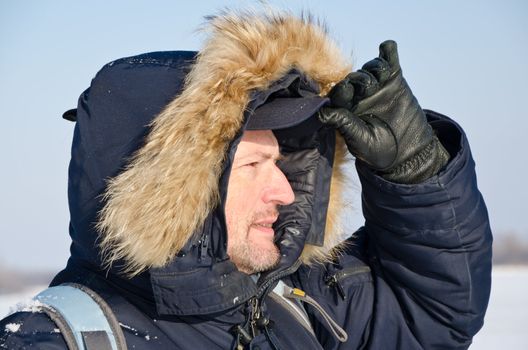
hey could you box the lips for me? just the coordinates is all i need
[253,216,278,226]
[251,216,278,234]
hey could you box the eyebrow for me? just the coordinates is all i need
[237,151,284,163]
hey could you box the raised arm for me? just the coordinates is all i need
[316,41,492,349]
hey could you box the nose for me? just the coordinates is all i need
[263,165,295,205]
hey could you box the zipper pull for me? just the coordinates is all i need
[233,324,253,346]
[248,296,273,335]
[249,297,260,337]
[231,297,259,347]
[199,233,209,262]
[325,274,347,301]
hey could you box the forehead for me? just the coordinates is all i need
[234,130,279,159]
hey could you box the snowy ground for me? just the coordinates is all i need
[1,267,526,349]
[471,266,528,349]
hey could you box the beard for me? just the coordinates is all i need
[227,210,281,274]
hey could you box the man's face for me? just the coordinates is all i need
[225,130,295,274]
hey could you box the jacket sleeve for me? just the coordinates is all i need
[354,110,492,349]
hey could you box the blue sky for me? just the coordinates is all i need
[1,0,526,270]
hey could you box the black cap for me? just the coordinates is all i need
[246,70,329,130]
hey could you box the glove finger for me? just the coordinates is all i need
[318,106,361,128]
[328,75,355,110]
[379,40,400,73]
[318,107,370,146]
[346,71,379,101]
[361,57,391,84]
[318,107,396,168]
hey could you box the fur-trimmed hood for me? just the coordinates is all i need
[62,10,351,315]
[97,10,351,275]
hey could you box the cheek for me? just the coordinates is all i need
[225,174,256,228]
[226,188,255,225]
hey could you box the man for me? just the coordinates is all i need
[0,11,491,349]
[224,129,295,275]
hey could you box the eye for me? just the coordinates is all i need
[245,161,259,167]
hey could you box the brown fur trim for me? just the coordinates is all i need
[97,10,351,275]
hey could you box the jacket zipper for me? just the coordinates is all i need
[257,259,303,298]
[324,266,371,300]
[233,260,303,347]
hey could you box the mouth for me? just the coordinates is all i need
[251,217,278,235]
[254,223,273,228]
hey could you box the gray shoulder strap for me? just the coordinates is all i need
[34,283,127,350]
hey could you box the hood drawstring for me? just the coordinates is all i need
[282,285,348,343]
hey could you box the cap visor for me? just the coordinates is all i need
[246,96,329,131]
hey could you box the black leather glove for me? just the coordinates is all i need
[319,40,449,184]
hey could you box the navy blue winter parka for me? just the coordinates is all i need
[0,12,492,350]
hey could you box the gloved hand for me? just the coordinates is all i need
[319,40,449,184]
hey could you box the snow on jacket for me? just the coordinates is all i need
[0,11,492,350]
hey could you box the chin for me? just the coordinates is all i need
[248,242,281,272]
[230,240,281,274]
